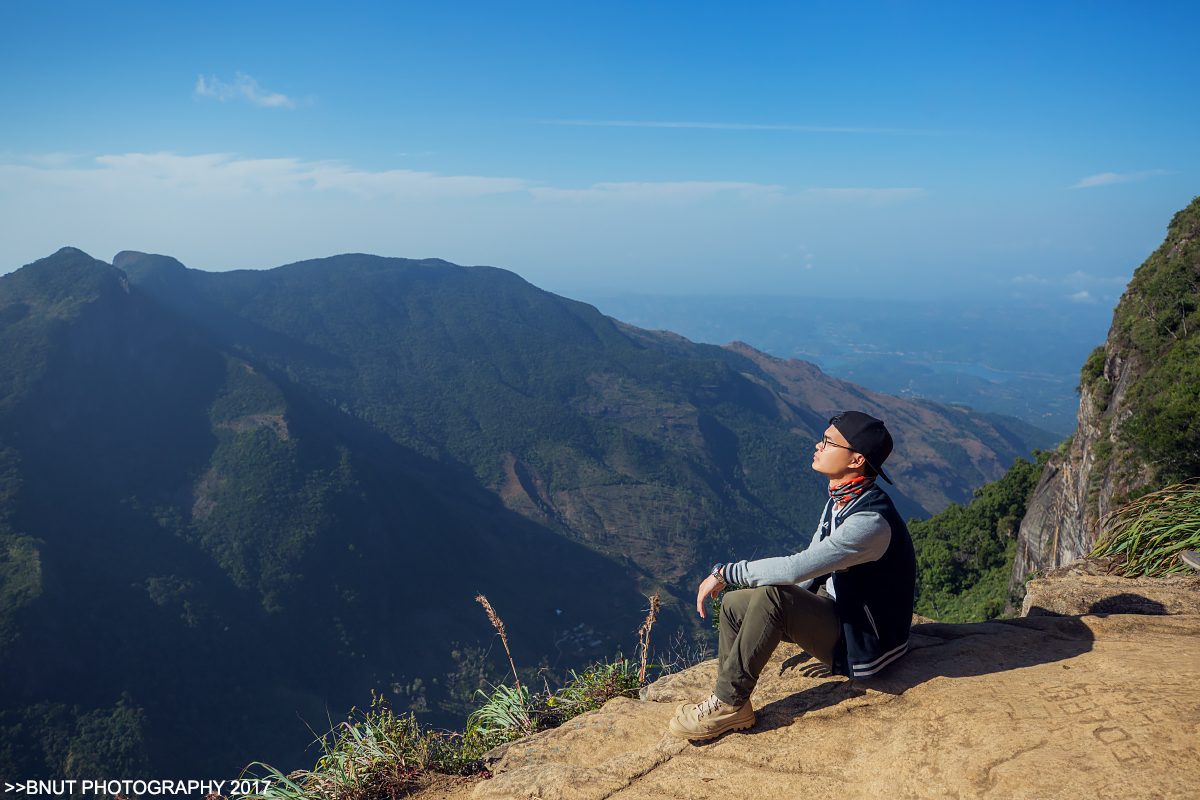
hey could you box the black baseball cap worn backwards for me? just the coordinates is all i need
[830,410,894,485]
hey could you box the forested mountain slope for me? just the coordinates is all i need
[0,247,1056,781]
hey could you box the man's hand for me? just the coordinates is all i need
[695,573,725,618]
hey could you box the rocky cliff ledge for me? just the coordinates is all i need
[464,596,1199,798]
[1023,557,1200,617]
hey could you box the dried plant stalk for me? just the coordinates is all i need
[636,593,661,683]
[476,594,522,693]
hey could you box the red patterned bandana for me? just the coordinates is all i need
[829,475,876,509]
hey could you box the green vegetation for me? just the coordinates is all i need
[1078,345,1107,391]
[1108,197,1200,491]
[910,451,1051,622]
[1090,480,1200,576]
[0,697,151,784]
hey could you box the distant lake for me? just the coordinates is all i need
[806,356,1053,384]
[925,362,1032,383]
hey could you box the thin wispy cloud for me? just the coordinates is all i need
[801,187,926,205]
[3,152,925,209]
[82,152,527,198]
[1070,169,1169,189]
[1067,290,1096,303]
[1064,270,1128,286]
[530,181,781,203]
[536,119,953,136]
[195,73,296,109]
[1012,274,1048,284]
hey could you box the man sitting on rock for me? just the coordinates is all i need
[670,410,917,740]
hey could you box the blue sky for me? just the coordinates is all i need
[1,1,1196,301]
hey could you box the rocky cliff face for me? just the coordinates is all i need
[1011,196,1200,587]
[1009,328,1149,584]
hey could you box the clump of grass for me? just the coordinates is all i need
[242,692,490,800]
[549,657,641,718]
[467,683,533,741]
[1091,479,1200,577]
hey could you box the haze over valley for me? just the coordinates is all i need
[589,294,1114,436]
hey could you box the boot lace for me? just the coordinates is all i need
[696,694,723,719]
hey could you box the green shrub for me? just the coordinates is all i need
[1079,346,1106,390]
[1056,435,1073,457]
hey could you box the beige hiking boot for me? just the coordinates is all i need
[669,693,755,740]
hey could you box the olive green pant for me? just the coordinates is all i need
[713,584,842,707]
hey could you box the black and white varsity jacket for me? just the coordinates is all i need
[816,485,917,678]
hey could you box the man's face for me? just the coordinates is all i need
[811,424,862,478]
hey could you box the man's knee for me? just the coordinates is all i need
[745,585,786,619]
[720,587,754,624]
[756,584,786,606]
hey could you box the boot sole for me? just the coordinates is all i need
[668,712,756,740]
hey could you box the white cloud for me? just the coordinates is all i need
[68,152,530,198]
[1064,270,1129,287]
[536,119,952,136]
[529,181,781,203]
[1,151,928,210]
[1012,274,1048,284]
[195,73,296,109]
[1067,290,1096,303]
[802,187,926,205]
[22,152,83,168]
[1070,169,1169,189]
[528,182,927,206]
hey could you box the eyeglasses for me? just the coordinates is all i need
[818,435,855,452]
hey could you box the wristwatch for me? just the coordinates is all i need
[710,563,727,583]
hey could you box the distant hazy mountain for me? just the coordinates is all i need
[0,247,1057,780]
[587,292,1114,436]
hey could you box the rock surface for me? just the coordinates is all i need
[1008,336,1147,588]
[473,614,1200,799]
[1023,557,1200,617]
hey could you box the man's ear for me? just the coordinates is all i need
[850,453,867,470]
